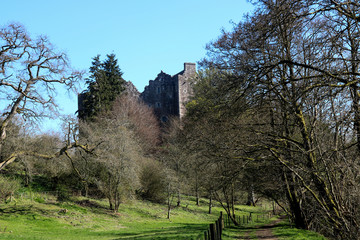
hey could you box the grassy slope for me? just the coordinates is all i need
[0,192,225,240]
[0,191,328,240]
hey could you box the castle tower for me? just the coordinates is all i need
[140,63,196,122]
[178,63,196,119]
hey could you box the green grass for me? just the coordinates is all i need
[222,214,328,240]
[0,191,328,240]
[222,214,277,240]
[0,192,225,240]
[273,220,328,240]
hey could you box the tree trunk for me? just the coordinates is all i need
[195,172,200,206]
[84,183,89,198]
[284,172,308,229]
[246,183,255,206]
[108,198,114,211]
[176,188,181,207]
[167,183,171,219]
[215,189,240,226]
[114,194,120,213]
[208,192,212,214]
[231,183,235,217]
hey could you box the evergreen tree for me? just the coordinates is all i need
[79,54,126,120]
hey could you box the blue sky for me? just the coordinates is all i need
[1,0,254,133]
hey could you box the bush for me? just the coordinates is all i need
[139,160,167,203]
[0,175,21,202]
[56,184,71,202]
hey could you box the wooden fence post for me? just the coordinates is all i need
[216,220,220,240]
[204,212,227,240]
[220,211,224,230]
[210,223,216,240]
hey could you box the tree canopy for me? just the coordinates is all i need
[177,1,360,239]
[78,54,126,120]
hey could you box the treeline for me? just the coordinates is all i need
[174,1,360,239]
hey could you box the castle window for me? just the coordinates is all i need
[161,116,168,122]
[157,87,161,94]
[155,102,161,108]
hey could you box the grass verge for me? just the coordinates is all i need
[273,219,328,240]
[222,214,328,240]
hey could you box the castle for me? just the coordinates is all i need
[140,62,195,122]
[78,63,196,122]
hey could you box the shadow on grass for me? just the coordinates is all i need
[0,205,34,215]
[222,225,246,239]
[96,223,207,240]
[235,222,288,231]
[75,199,105,209]
[0,205,52,217]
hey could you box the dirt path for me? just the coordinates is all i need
[238,218,282,240]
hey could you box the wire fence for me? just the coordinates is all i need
[201,211,274,240]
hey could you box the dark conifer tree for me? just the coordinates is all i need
[78,54,126,120]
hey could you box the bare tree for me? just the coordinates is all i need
[78,115,140,212]
[111,94,160,153]
[0,23,82,169]
[71,94,160,211]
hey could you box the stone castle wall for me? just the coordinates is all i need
[177,63,195,119]
[140,63,195,122]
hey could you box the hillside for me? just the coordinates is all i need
[0,190,222,240]
[0,190,327,240]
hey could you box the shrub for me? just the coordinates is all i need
[139,160,167,203]
[56,184,71,202]
[0,175,21,202]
